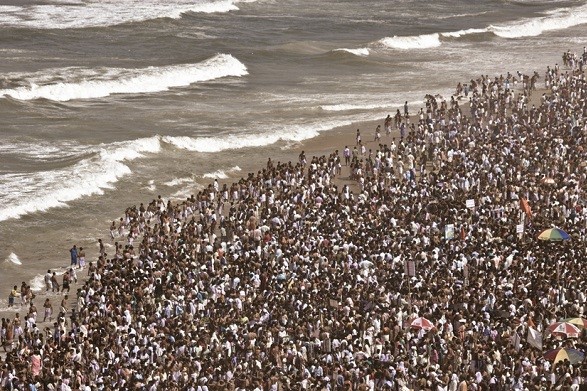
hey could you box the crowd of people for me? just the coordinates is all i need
[2,51,587,390]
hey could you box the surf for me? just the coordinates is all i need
[0,54,248,101]
[0,0,258,29]
[0,136,161,222]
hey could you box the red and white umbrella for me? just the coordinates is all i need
[562,317,587,329]
[411,317,435,331]
[546,321,581,338]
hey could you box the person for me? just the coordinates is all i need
[62,271,70,294]
[19,282,28,306]
[374,125,381,142]
[8,286,19,307]
[87,261,96,277]
[384,115,392,136]
[299,151,306,166]
[60,295,68,316]
[43,298,53,322]
[69,267,78,284]
[31,351,42,378]
[69,245,78,268]
[109,221,116,239]
[28,302,37,322]
[50,272,59,293]
[343,146,351,166]
[355,129,361,145]
[98,238,105,257]
[44,269,52,292]
[78,247,85,269]
[404,100,409,117]
[458,376,468,391]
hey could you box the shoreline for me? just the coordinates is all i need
[0,81,545,323]
[0,79,547,322]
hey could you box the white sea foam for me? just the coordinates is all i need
[377,33,441,50]
[163,116,374,153]
[320,98,424,113]
[0,304,20,312]
[367,3,587,53]
[163,133,289,153]
[333,48,370,57]
[0,0,257,29]
[0,54,247,101]
[145,179,157,192]
[5,253,22,266]
[321,103,389,112]
[164,177,195,187]
[170,185,204,200]
[440,28,488,38]
[29,269,67,292]
[29,274,46,292]
[0,136,161,222]
[489,4,587,38]
[0,140,86,160]
[202,166,242,179]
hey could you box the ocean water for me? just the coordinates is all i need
[1,0,587,298]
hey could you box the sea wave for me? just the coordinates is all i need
[489,3,587,38]
[320,103,389,112]
[162,116,372,153]
[29,269,67,292]
[164,177,196,187]
[0,136,161,222]
[0,139,87,160]
[5,253,22,266]
[332,48,371,57]
[349,2,587,57]
[0,54,248,101]
[202,166,242,179]
[0,0,257,29]
[377,33,441,50]
[29,274,46,292]
[440,28,489,38]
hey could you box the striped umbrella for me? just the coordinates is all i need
[546,321,581,338]
[538,227,570,241]
[410,317,435,331]
[562,317,587,329]
[544,348,585,365]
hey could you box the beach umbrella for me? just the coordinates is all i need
[562,317,587,329]
[537,227,570,241]
[546,321,581,338]
[543,348,585,365]
[411,317,435,331]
